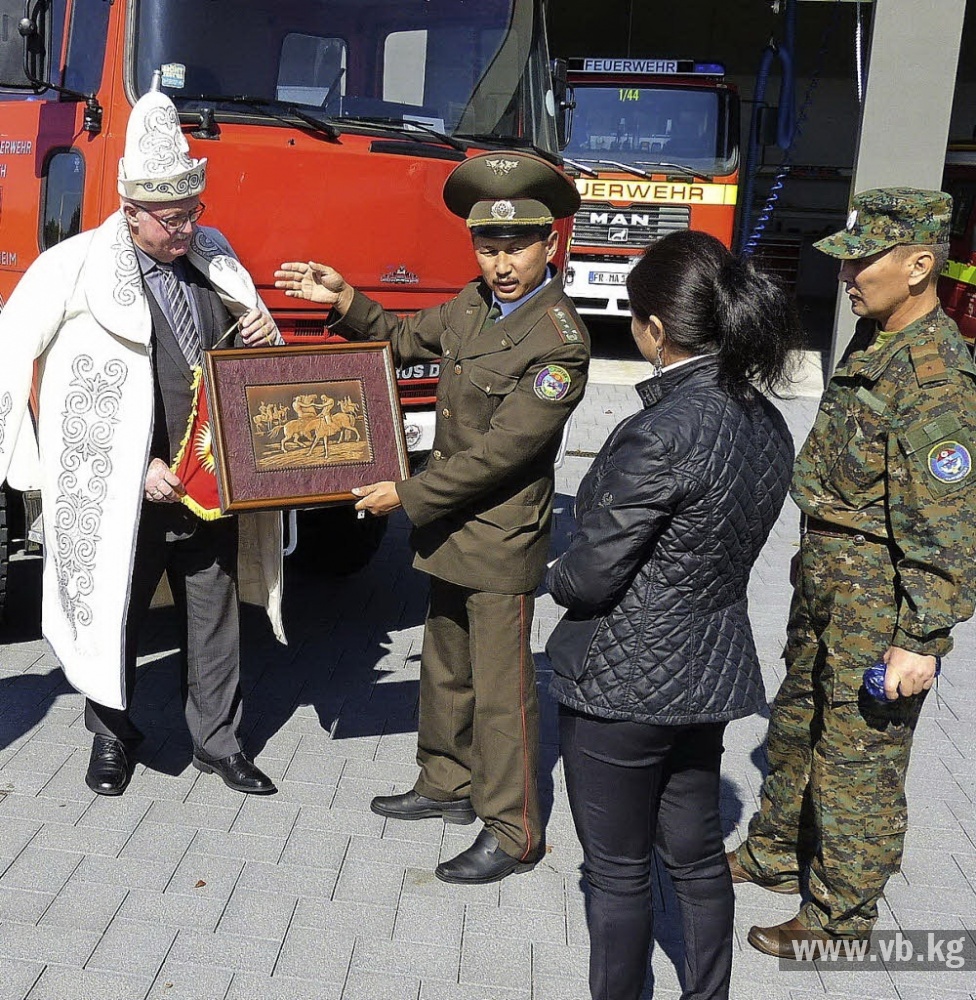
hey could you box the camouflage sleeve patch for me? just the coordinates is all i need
[547,305,582,345]
[901,412,972,496]
[902,411,963,455]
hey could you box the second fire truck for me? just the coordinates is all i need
[560,57,740,321]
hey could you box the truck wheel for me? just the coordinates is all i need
[0,487,8,620]
[290,506,389,576]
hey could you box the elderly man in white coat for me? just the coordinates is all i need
[0,84,284,796]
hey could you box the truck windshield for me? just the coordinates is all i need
[130,0,558,152]
[565,85,736,176]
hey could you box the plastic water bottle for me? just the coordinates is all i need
[863,657,942,701]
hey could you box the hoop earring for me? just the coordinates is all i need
[653,345,665,378]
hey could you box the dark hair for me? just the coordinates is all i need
[626,230,804,396]
[893,242,950,282]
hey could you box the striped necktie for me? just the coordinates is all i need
[157,261,202,368]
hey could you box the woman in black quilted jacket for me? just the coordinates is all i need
[546,229,804,1000]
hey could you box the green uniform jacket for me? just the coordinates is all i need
[335,274,590,594]
[792,305,976,655]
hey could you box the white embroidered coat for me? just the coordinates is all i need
[0,211,285,710]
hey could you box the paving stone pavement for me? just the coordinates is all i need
[0,372,974,1000]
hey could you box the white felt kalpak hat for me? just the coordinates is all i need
[117,80,206,202]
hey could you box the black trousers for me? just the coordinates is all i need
[560,707,732,1000]
[85,504,243,759]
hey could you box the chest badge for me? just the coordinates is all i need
[928,441,972,483]
[534,365,571,401]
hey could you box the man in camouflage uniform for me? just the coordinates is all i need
[727,188,976,956]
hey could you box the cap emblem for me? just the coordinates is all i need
[485,158,519,177]
[490,200,516,221]
[846,210,858,231]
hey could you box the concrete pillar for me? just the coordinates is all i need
[828,0,967,371]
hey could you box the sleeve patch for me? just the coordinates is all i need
[928,441,972,483]
[534,365,571,400]
[903,412,962,455]
[548,305,582,344]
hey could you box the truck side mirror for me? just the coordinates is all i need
[550,58,575,150]
[0,0,50,90]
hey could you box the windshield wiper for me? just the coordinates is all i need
[567,157,652,179]
[561,157,599,177]
[181,94,340,141]
[336,115,467,152]
[452,133,561,166]
[634,160,715,182]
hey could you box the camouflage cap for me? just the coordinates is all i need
[443,150,580,233]
[814,187,952,259]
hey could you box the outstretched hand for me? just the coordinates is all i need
[274,261,353,313]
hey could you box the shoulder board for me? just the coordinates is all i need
[910,341,948,386]
[547,304,583,345]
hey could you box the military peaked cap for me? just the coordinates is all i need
[814,187,952,259]
[443,150,580,232]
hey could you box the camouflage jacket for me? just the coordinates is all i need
[793,305,976,655]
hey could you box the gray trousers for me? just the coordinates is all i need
[85,503,243,759]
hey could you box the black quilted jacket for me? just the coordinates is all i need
[546,357,794,725]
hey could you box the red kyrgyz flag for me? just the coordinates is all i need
[170,367,224,520]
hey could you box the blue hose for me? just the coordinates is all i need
[741,0,844,257]
[738,0,799,254]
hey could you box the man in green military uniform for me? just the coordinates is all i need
[727,188,976,955]
[275,151,590,884]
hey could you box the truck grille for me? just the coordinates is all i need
[572,203,690,249]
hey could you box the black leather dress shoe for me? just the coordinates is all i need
[192,751,277,795]
[370,789,476,824]
[85,735,134,796]
[435,828,539,885]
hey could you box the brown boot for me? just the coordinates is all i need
[725,850,800,894]
[747,916,864,960]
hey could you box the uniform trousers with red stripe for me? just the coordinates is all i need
[414,576,542,861]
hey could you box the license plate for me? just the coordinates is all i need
[588,271,628,285]
[396,362,441,380]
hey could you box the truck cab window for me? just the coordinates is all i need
[130,0,557,152]
[277,33,346,109]
[40,149,83,250]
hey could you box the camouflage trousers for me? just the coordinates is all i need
[735,531,927,937]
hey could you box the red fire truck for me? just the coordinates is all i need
[0,0,571,611]
[560,57,740,320]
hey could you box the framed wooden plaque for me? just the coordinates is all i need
[204,342,410,513]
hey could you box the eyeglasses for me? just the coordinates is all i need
[139,202,206,233]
